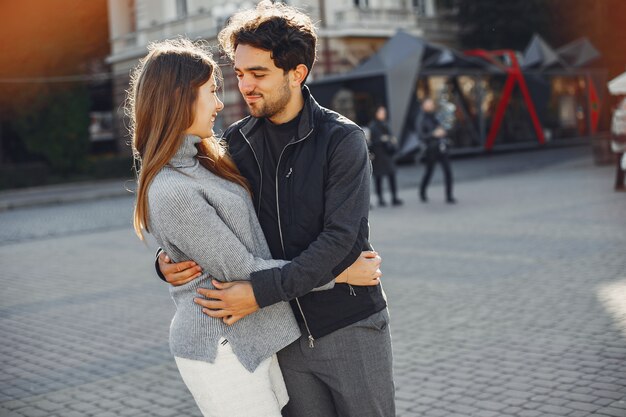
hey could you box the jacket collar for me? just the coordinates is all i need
[239,85,318,147]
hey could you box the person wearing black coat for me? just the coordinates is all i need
[611,97,626,191]
[417,98,456,203]
[368,106,403,206]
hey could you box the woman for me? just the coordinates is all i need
[368,105,402,207]
[129,39,378,417]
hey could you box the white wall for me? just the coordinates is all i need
[108,0,135,39]
[136,0,165,29]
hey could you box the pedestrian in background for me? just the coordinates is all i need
[417,98,456,204]
[368,105,403,207]
[610,97,626,191]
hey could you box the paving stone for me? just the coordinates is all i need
[545,396,568,406]
[562,392,600,403]
[503,397,527,407]
[443,403,478,414]
[0,400,28,410]
[537,404,574,415]
[596,398,619,407]
[474,400,507,412]
[0,412,28,417]
[518,411,542,417]
[29,400,63,412]
[596,407,626,417]
[472,411,500,417]
[609,401,626,410]
[16,406,49,417]
[51,410,85,417]
[595,391,625,401]
[568,412,593,417]
[503,390,534,399]
[422,409,447,417]
[566,401,603,413]
[149,408,182,417]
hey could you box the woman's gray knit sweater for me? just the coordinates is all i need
[147,134,300,372]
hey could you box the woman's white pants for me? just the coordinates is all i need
[175,340,289,417]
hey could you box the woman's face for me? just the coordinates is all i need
[186,76,224,138]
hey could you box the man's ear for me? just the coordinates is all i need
[290,64,309,87]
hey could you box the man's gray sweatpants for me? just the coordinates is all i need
[278,308,395,417]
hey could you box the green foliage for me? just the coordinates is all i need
[13,87,91,175]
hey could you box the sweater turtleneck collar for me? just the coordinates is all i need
[170,134,202,168]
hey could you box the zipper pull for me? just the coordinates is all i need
[286,168,293,178]
[348,284,357,296]
[308,335,315,348]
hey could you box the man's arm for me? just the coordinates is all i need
[249,129,372,308]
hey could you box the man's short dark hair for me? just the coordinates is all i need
[218,1,317,84]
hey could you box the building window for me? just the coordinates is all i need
[413,0,425,15]
[354,0,369,8]
[176,0,187,18]
[414,0,437,17]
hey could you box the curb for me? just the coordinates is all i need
[0,179,136,212]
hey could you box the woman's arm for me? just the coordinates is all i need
[151,188,287,282]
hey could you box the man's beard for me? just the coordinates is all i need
[247,78,291,119]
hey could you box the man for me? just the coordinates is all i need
[157,2,395,416]
[417,98,456,204]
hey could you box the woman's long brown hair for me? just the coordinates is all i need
[128,38,250,240]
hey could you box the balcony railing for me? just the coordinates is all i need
[415,14,460,44]
[110,11,221,60]
[332,8,419,32]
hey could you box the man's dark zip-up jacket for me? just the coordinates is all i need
[225,86,387,339]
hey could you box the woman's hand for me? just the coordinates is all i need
[158,252,203,286]
[336,251,382,286]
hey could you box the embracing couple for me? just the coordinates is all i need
[130,2,395,416]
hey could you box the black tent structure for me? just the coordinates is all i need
[522,34,569,70]
[522,35,606,139]
[556,37,601,68]
[308,31,607,157]
[310,30,429,149]
[309,30,503,156]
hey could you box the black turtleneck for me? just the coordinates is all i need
[258,112,302,258]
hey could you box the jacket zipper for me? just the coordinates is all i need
[240,129,263,214]
[276,128,316,348]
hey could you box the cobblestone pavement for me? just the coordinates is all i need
[1,150,625,417]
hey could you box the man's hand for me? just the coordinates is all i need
[158,252,202,286]
[194,280,259,326]
[337,250,382,286]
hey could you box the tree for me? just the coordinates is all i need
[13,87,90,175]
